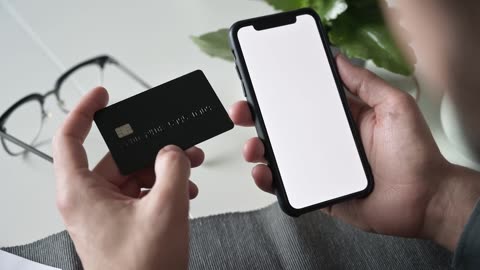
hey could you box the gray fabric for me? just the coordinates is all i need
[3,203,452,269]
[2,230,82,270]
[453,200,480,270]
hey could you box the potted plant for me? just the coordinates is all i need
[191,0,412,77]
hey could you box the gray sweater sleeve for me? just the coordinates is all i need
[453,200,480,269]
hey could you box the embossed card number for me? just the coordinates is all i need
[94,70,233,175]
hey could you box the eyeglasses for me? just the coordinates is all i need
[0,55,151,163]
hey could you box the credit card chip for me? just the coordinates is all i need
[115,123,134,138]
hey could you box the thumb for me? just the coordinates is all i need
[336,54,400,108]
[146,145,191,213]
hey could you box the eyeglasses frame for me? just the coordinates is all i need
[0,54,151,163]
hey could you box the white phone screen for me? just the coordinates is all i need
[237,14,369,209]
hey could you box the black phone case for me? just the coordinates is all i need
[229,8,374,217]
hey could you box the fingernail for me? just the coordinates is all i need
[161,145,182,153]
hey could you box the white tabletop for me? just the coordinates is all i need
[0,0,279,246]
[1,0,478,247]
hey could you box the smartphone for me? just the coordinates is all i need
[229,8,373,216]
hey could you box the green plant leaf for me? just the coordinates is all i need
[190,0,412,76]
[265,0,347,23]
[190,0,350,62]
[329,3,413,75]
[191,29,233,61]
[309,0,347,22]
[346,0,376,8]
[264,0,308,11]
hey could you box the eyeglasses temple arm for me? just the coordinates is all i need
[113,61,152,89]
[0,130,53,163]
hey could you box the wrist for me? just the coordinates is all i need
[423,163,480,251]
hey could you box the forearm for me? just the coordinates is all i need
[424,164,480,251]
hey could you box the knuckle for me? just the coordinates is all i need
[55,189,75,215]
[358,69,377,92]
[362,69,377,81]
[391,91,416,109]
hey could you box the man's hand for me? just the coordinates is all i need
[229,55,480,251]
[53,87,204,270]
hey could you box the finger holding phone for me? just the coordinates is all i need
[229,9,480,252]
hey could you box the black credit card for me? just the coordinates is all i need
[94,70,234,175]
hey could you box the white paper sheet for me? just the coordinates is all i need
[0,250,60,270]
